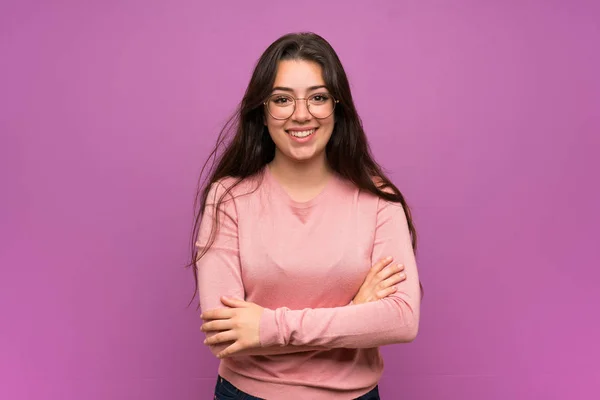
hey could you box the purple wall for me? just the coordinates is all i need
[1,1,598,399]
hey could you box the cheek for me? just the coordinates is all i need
[265,120,287,144]
[265,115,286,131]
[320,117,335,135]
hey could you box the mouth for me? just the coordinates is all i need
[285,128,317,139]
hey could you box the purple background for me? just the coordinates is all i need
[1,1,599,399]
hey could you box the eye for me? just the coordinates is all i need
[310,93,330,103]
[271,95,293,105]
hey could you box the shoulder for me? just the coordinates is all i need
[332,175,385,213]
[333,174,393,199]
[371,175,395,195]
[369,176,408,217]
[208,173,263,203]
[211,176,238,193]
[346,176,395,206]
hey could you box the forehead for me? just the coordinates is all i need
[273,60,325,91]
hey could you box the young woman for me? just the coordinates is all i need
[191,32,422,400]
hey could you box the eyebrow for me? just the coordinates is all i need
[271,85,328,93]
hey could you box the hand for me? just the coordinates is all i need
[200,296,264,358]
[353,256,406,304]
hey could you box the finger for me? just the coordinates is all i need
[201,319,233,332]
[368,256,393,278]
[376,286,398,299]
[220,296,247,308]
[218,341,245,358]
[377,264,404,281]
[204,330,237,346]
[381,271,407,288]
[201,307,235,321]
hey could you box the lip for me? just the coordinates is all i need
[285,127,318,143]
[285,127,319,132]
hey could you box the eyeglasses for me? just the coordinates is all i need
[264,93,339,120]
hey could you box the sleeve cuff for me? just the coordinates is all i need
[259,308,283,347]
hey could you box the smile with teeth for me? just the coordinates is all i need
[287,128,317,138]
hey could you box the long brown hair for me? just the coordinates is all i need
[188,32,418,303]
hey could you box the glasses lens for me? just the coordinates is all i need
[267,94,295,119]
[307,93,335,119]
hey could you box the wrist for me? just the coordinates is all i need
[259,308,283,347]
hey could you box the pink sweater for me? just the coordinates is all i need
[196,166,421,399]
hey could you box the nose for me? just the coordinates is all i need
[291,99,312,122]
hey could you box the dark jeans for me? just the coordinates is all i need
[214,375,381,400]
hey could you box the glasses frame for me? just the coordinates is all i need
[263,93,339,120]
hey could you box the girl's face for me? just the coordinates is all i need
[264,59,336,164]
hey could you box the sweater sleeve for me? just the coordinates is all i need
[259,197,421,349]
[196,181,330,356]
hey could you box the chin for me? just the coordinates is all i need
[289,149,326,163]
[288,153,316,163]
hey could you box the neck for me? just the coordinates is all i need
[268,152,332,188]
